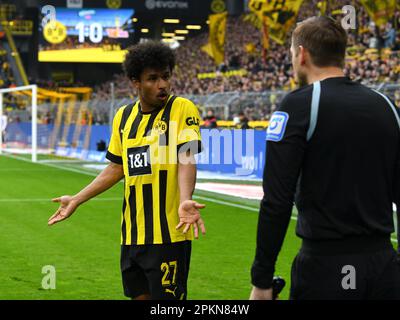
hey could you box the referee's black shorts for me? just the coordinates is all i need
[290,235,400,300]
[120,240,192,300]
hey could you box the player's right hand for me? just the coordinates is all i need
[176,200,206,239]
[48,195,79,226]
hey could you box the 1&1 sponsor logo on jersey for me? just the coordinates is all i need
[266,111,289,142]
[127,145,152,176]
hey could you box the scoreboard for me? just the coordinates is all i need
[38,7,135,63]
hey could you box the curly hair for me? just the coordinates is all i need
[123,41,176,80]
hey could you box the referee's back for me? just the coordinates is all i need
[251,15,400,301]
[295,77,400,240]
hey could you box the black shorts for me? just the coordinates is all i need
[290,236,400,300]
[120,240,192,300]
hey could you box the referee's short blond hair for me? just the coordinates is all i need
[292,16,348,68]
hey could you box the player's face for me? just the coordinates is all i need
[290,43,308,87]
[134,67,172,108]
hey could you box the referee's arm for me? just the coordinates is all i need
[251,93,309,290]
[394,106,400,250]
[396,127,400,250]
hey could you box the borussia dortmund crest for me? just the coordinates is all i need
[106,0,122,9]
[43,21,67,44]
[154,120,168,135]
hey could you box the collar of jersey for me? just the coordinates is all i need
[318,76,349,83]
[138,95,172,115]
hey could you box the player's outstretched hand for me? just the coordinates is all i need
[176,200,206,239]
[48,195,79,226]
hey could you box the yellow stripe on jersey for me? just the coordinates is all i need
[106,95,202,245]
[152,177,162,244]
[135,184,146,245]
[124,189,131,245]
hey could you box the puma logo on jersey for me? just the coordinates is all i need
[165,286,178,297]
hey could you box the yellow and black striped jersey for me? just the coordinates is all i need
[106,95,202,245]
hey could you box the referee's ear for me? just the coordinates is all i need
[298,45,307,66]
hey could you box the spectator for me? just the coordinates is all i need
[383,23,396,48]
[235,111,251,129]
[202,110,218,129]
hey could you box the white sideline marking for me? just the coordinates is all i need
[194,195,260,213]
[0,168,59,171]
[0,198,121,202]
[196,182,397,212]
[84,164,107,170]
[196,182,263,200]
[197,170,262,182]
[2,154,99,177]
[194,195,398,244]
[1,154,398,244]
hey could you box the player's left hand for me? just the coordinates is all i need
[176,200,206,239]
[249,286,273,300]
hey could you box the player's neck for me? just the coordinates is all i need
[139,100,163,113]
[307,67,345,85]
[140,102,154,113]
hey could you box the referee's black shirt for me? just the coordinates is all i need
[251,76,400,289]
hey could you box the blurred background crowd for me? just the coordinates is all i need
[89,1,400,123]
[1,0,399,125]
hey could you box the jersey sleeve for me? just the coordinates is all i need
[396,145,400,211]
[106,107,124,164]
[251,90,310,289]
[177,100,203,154]
[387,98,400,210]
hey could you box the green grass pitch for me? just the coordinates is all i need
[0,155,396,300]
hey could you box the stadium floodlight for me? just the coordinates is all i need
[175,30,189,34]
[0,84,38,162]
[163,19,180,24]
[162,32,175,37]
[186,25,201,30]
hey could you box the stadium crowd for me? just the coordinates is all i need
[0,43,13,88]
[1,1,399,123]
[88,0,400,121]
[173,1,400,94]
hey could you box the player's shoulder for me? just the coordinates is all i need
[278,84,313,115]
[172,96,196,108]
[282,84,313,104]
[115,101,138,117]
[268,86,313,141]
[171,96,199,116]
[367,86,399,108]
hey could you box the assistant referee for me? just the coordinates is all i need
[250,16,400,300]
